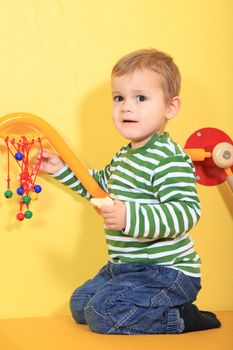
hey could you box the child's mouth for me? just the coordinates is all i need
[123,120,138,123]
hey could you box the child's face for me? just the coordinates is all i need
[111,68,179,149]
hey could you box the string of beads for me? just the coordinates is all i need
[4,136,43,221]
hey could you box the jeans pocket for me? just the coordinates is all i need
[150,270,200,307]
[151,289,174,307]
[174,270,200,303]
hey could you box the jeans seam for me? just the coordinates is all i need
[176,271,200,300]
[85,305,109,321]
[175,278,191,301]
[163,275,184,307]
[151,289,174,307]
[107,305,138,333]
[71,294,92,300]
[106,284,139,329]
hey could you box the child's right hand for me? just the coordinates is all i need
[38,149,65,174]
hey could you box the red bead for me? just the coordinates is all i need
[16,212,25,221]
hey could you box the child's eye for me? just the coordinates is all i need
[113,95,124,102]
[136,95,146,102]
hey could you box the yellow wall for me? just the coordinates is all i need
[0,0,232,319]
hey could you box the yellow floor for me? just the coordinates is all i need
[0,312,232,350]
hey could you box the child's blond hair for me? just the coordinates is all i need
[112,48,181,103]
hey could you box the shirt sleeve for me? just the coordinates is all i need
[51,163,112,199]
[123,154,201,239]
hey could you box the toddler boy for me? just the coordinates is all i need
[40,49,220,334]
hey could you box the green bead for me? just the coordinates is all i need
[24,210,33,219]
[23,195,31,204]
[4,190,13,198]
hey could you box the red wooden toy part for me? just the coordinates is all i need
[184,127,233,186]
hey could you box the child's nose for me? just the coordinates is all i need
[122,99,133,112]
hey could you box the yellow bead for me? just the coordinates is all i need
[28,191,38,200]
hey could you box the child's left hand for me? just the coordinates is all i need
[100,200,126,231]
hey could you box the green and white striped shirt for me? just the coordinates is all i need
[53,132,201,277]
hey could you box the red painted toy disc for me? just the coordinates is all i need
[184,127,233,186]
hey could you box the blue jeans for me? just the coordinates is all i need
[70,262,201,334]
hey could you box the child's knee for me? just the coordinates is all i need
[83,292,114,333]
[84,304,111,333]
[70,288,92,324]
[84,293,132,334]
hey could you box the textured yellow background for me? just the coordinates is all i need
[0,0,232,319]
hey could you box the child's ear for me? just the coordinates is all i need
[165,96,181,120]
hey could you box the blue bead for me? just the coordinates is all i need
[15,152,23,161]
[17,187,24,195]
[34,185,42,193]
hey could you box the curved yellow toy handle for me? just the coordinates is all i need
[0,112,108,198]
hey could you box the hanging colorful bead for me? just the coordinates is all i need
[4,136,43,221]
